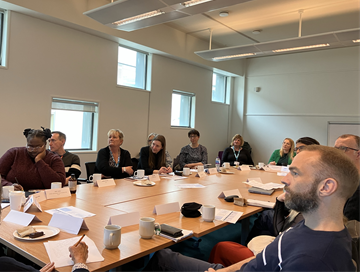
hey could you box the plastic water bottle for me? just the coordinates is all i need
[215,157,220,171]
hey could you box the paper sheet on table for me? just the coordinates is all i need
[45,206,95,218]
[247,199,275,209]
[175,184,206,188]
[172,176,188,181]
[159,229,193,242]
[243,181,284,190]
[44,235,104,268]
[1,203,10,209]
[215,209,243,224]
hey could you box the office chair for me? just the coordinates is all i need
[85,161,96,182]
[131,158,138,172]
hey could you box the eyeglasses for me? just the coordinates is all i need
[26,144,45,151]
[334,146,359,152]
[295,146,306,152]
[189,135,198,138]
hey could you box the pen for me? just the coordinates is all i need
[14,177,24,191]
[74,234,85,247]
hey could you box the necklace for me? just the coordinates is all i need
[231,146,241,161]
[110,148,120,167]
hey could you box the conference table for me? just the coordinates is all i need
[0,168,283,272]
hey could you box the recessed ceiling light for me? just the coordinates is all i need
[252,29,262,34]
[219,11,229,17]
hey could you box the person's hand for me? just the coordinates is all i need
[40,262,55,272]
[69,241,88,264]
[165,167,172,173]
[35,148,46,163]
[206,268,216,272]
[269,161,276,165]
[277,192,286,202]
[125,166,134,176]
[12,183,24,191]
[158,167,168,174]
[65,176,70,186]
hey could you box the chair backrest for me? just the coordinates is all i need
[85,162,96,180]
[173,154,181,171]
[131,158,138,172]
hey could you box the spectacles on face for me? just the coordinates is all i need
[26,144,45,151]
[295,146,305,152]
[189,135,198,139]
[335,146,359,152]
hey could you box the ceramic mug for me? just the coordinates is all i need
[258,162,265,169]
[2,185,14,199]
[201,205,216,222]
[51,182,62,189]
[234,161,240,167]
[134,169,145,178]
[89,173,102,186]
[104,225,121,249]
[222,162,230,169]
[183,167,190,176]
[139,217,159,239]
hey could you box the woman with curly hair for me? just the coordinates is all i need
[0,127,66,191]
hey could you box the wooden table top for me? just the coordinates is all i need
[0,169,283,271]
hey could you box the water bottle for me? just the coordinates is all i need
[215,157,220,171]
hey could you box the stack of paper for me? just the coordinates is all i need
[247,199,275,209]
[243,181,284,190]
[44,235,104,268]
[159,229,193,242]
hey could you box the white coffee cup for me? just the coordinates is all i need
[222,162,230,169]
[196,165,204,172]
[139,217,159,239]
[258,162,265,169]
[2,185,14,199]
[51,182,62,189]
[89,173,102,186]
[183,167,190,176]
[234,161,240,167]
[9,191,24,211]
[104,225,121,249]
[201,205,216,222]
[134,169,145,178]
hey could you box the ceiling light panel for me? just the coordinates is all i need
[84,0,167,25]
[111,11,189,31]
[181,0,252,15]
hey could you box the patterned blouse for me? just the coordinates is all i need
[179,144,208,169]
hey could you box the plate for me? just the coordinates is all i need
[133,181,156,187]
[13,226,60,241]
[219,171,234,174]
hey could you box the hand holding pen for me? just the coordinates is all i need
[69,235,88,264]
[13,177,24,191]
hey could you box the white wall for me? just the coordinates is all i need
[234,47,360,164]
[0,12,232,177]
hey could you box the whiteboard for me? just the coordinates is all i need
[327,122,360,146]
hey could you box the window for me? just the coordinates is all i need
[212,73,228,104]
[50,98,98,150]
[117,46,147,89]
[0,9,8,67]
[171,91,195,128]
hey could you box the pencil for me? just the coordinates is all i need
[74,234,85,247]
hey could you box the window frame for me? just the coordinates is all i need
[117,45,148,90]
[0,9,9,68]
[50,98,99,152]
[212,73,230,104]
[171,90,196,128]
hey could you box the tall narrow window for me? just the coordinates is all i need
[117,46,147,89]
[212,73,227,103]
[171,91,195,128]
[51,98,98,150]
[0,9,6,66]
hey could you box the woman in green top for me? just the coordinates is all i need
[268,138,295,166]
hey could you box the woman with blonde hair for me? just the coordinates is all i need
[138,134,172,175]
[221,134,253,166]
[95,129,134,178]
[268,138,295,166]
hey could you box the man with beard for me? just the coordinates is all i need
[144,145,358,272]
